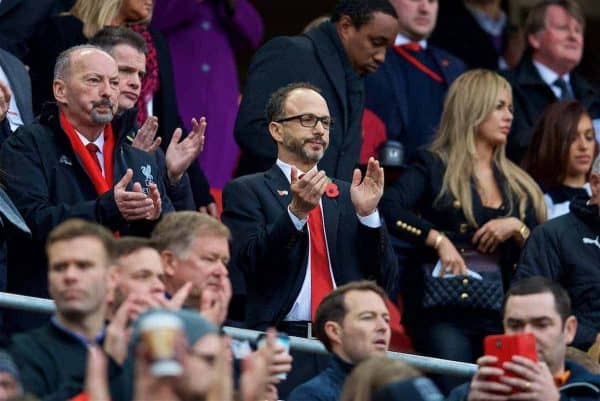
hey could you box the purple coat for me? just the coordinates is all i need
[152,0,263,188]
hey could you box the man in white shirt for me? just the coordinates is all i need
[502,0,600,162]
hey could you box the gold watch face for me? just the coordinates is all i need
[521,226,530,240]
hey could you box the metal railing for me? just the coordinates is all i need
[0,292,477,377]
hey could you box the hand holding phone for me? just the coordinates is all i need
[483,333,537,394]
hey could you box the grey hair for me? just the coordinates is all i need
[53,44,108,81]
[592,154,600,174]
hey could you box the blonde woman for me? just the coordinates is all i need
[380,69,546,392]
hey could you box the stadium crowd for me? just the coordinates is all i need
[0,0,599,400]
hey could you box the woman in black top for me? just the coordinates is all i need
[381,69,546,392]
[522,100,598,220]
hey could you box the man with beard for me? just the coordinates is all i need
[222,83,398,396]
[0,45,173,334]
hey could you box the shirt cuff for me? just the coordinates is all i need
[288,207,307,231]
[357,210,381,228]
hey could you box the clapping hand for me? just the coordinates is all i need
[132,116,161,152]
[289,167,327,220]
[350,157,384,217]
[0,81,11,123]
[166,117,206,185]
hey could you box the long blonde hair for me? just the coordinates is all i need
[429,69,546,227]
[70,0,123,38]
[340,356,421,401]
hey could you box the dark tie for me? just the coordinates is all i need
[400,42,422,52]
[85,143,102,173]
[554,77,574,100]
[308,203,333,320]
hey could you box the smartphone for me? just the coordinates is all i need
[484,333,538,393]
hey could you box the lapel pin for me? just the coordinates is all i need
[442,59,449,67]
[59,155,72,166]
[277,190,288,196]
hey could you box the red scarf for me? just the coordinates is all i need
[130,24,160,126]
[60,111,115,195]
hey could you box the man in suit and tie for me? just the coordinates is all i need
[503,0,600,163]
[364,0,466,164]
[0,47,34,143]
[223,82,397,396]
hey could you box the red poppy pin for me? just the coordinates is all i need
[325,180,339,198]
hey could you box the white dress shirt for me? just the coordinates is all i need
[276,159,381,321]
[394,34,428,50]
[532,60,571,100]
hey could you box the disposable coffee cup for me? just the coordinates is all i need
[139,311,184,377]
[257,332,290,380]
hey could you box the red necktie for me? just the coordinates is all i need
[400,42,422,52]
[308,204,333,320]
[85,143,102,174]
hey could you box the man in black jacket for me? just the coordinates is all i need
[234,0,399,180]
[516,155,600,350]
[9,220,122,401]
[447,277,600,401]
[0,45,172,333]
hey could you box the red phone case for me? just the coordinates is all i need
[484,333,538,393]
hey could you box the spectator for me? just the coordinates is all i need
[223,82,398,397]
[522,100,598,220]
[152,211,232,327]
[380,69,546,392]
[447,277,600,401]
[340,356,443,401]
[8,219,120,401]
[90,25,204,212]
[0,350,23,401]
[234,0,399,181]
[287,281,392,401]
[516,154,600,351]
[365,0,466,163]
[0,48,34,141]
[0,45,169,334]
[26,0,215,212]
[430,0,523,70]
[502,0,600,163]
[152,0,264,189]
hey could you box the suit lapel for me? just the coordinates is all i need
[264,165,292,211]
[321,186,340,274]
[430,48,459,85]
[388,50,409,131]
[306,23,348,132]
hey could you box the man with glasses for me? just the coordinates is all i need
[222,82,398,396]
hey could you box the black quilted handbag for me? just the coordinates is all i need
[422,247,504,311]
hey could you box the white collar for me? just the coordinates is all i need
[394,33,428,49]
[76,130,105,153]
[532,60,571,87]
[275,159,318,184]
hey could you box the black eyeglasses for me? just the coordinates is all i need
[275,113,334,130]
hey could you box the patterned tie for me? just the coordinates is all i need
[308,203,333,320]
[554,77,574,100]
[85,143,102,173]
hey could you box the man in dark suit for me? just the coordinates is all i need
[223,82,397,396]
[0,47,34,142]
[365,0,466,164]
[223,82,398,331]
[502,0,600,162]
[234,0,399,181]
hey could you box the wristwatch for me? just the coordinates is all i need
[518,224,530,241]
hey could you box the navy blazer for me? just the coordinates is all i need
[234,21,362,181]
[364,46,465,160]
[221,165,398,329]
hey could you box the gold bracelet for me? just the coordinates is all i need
[434,232,444,250]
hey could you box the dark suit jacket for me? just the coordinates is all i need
[430,0,507,70]
[234,21,362,182]
[502,55,600,162]
[221,165,398,329]
[0,0,56,60]
[364,46,465,160]
[0,47,34,140]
